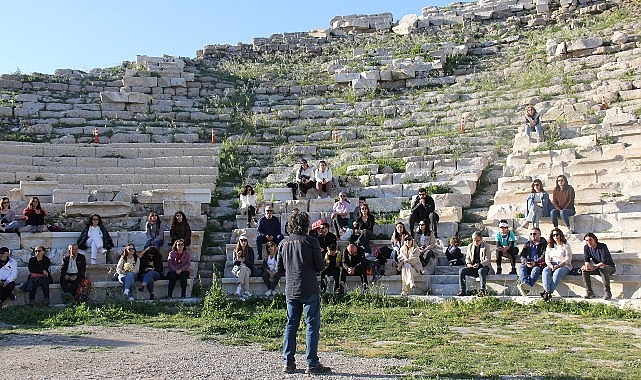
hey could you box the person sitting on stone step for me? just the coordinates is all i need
[445,236,464,266]
[239,184,257,228]
[0,247,18,305]
[397,236,425,296]
[320,244,341,293]
[261,241,282,296]
[60,244,87,302]
[77,214,114,265]
[409,188,439,237]
[314,160,333,199]
[524,105,544,143]
[517,227,547,297]
[137,246,164,301]
[520,179,552,230]
[143,211,168,250]
[415,219,437,267]
[338,244,368,294]
[495,219,518,275]
[166,239,191,299]
[317,222,337,256]
[540,228,573,302]
[457,231,490,297]
[20,196,48,233]
[286,159,315,200]
[581,232,615,300]
[170,211,192,247]
[550,174,575,234]
[390,222,410,262]
[349,203,375,254]
[256,205,284,260]
[116,244,140,301]
[0,197,21,233]
[331,192,352,237]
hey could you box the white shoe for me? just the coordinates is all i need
[244,290,252,297]
[128,296,135,301]
[264,289,273,296]
[234,285,242,296]
[91,258,97,265]
[124,289,130,296]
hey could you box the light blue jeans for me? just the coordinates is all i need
[550,208,575,229]
[526,123,543,140]
[118,272,136,293]
[283,293,321,368]
[519,264,543,287]
[141,270,161,294]
[542,266,570,294]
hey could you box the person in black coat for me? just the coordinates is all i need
[60,244,87,299]
[77,214,114,264]
[409,188,439,237]
[339,244,368,293]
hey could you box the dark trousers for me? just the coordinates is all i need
[0,281,16,302]
[29,277,50,301]
[243,205,256,225]
[582,265,615,292]
[261,270,283,291]
[458,265,490,291]
[349,229,374,253]
[60,275,82,295]
[409,212,439,236]
[332,215,349,236]
[320,266,340,292]
[339,267,368,291]
[167,271,189,297]
[496,247,518,272]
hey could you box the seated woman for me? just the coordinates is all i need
[314,160,333,199]
[550,175,576,233]
[77,214,115,264]
[415,219,437,267]
[170,211,192,247]
[390,222,410,261]
[20,197,48,233]
[445,236,464,266]
[540,228,572,301]
[167,239,191,298]
[144,211,168,249]
[239,185,257,228]
[261,241,282,296]
[232,235,255,298]
[0,197,21,232]
[350,203,375,253]
[521,179,551,229]
[116,244,140,301]
[137,246,163,300]
[397,237,424,296]
[26,245,52,305]
[524,105,544,143]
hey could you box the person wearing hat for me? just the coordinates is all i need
[0,247,17,304]
[495,219,518,275]
[287,159,315,200]
[256,205,284,260]
[233,234,255,298]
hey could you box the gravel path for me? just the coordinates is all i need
[0,325,410,379]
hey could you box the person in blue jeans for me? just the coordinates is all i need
[541,228,573,301]
[256,205,283,260]
[144,211,167,249]
[116,244,140,301]
[517,227,547,296]
[550,175,576,233]
[137,246,163,300]
[277,211,331,375]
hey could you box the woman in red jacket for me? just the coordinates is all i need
[20,197,48,233]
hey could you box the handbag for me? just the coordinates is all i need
[231,264,243,277]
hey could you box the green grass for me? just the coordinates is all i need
[2,286,640,378]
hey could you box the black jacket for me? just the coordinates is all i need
[60,253,87,280]
[519,238,547,266]
[77,224,114,250]
[277,233,323,299]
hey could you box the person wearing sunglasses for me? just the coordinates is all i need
[138,246,164,300]
[517,228,547,296]
[409,188,439,238]
[167,239,191,298]
[77,214,114,265]
[261,241,282,296]
[0,197,20,233]
[25,245,52,305]
[521,179,551,230]
[256,205,283,260]
[397,237,424,296]
[116,244,140,301]
[541,228,573,301]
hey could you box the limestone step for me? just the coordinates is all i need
[0,154,219,168]
[0,142,220,159]
[2,165,217,176]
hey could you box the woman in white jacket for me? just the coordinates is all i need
[397,236,424,296]
[239,185,257,228]
[541,227,572,301]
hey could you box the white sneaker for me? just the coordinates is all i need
[234,285,242,296]
[264,289,273,296]
[128,296,135,301]
[124,289,130,296]
[91,258,97,265]
[244,290,252,297]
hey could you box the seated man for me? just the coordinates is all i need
[0,247,17,305]
[339,244,368,294]
[457,231,490,297]
[256,205,284,260]
[314,160,333,199]
[320,244,341,293]
[517,227,547,296]
[287,159,315,200]
[331,192,352,237]
[581,232,615,300]
[60,244,87,302]
[317,222,337,256]
[495,220,518,275]
[409,188,439,237]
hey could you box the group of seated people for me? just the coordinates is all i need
[285,159,334,199]
[0,206,195,306]
[456,222,615,301]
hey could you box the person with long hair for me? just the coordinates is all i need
[540,228,573,301]
[26,245,52,305]
[445,236,464,266]
[524,105,544,143]
[20,196,48,233]
[144,211,167,249]
[232,234,255,297]
[390,222,410,261]
[261,241,283,296]
[415,219,437,267]
[0,197,20,232]
[397,236,424,296]
[581,233,615,300]
[521,179,552,229]
[167,239,191,298]
[77,214,114,264]
[550,175,576,233]
[116,243,139,301]
[349,203,375,253]
[137,246,163,300]
[170,211,191,247]
[239,185,257,227]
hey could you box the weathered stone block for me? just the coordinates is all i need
[65,201,131,217]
